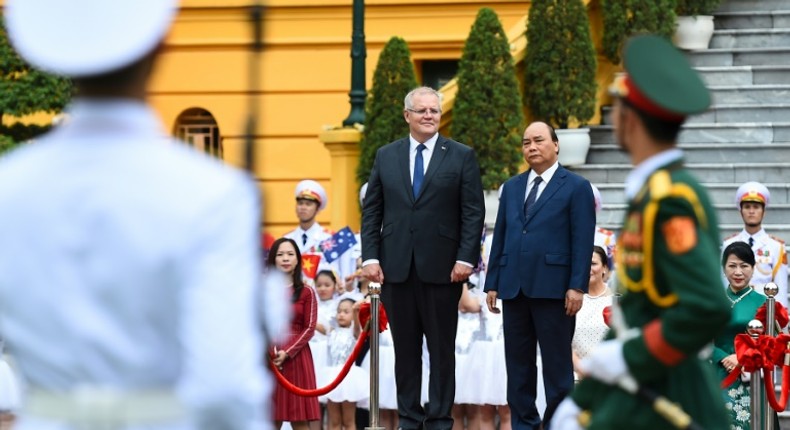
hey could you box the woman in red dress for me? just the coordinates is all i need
[268,237,321,430]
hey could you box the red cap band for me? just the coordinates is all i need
[624,76,686,123]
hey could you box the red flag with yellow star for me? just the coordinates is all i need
[301,254,321,279]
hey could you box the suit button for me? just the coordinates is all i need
[522,229,526,234]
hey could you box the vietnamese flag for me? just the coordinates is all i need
[301,254,321,279]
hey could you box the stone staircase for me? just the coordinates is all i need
[577,0,790,424]
[579,0,790,241]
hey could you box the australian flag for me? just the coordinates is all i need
[321,226,358,264]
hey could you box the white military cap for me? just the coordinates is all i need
[735,181,770,208]
[590,183,602,213]
[295,180,327,211]
[359,183,368,207]
[5,0,178,78]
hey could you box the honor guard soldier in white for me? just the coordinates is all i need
[723,181,788,307]
[285,179,333,255]
[0,0,274,429]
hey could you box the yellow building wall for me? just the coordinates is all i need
[147,0,537,238]
[0,0,617,238]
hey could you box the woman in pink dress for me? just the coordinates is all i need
[269,237,321,430]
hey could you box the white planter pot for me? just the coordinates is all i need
[674,15,715,50]
[556,128,590,167]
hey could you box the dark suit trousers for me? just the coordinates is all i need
[381,263,461,430]
[502,295,575,430]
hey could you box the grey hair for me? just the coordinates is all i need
[404,86,443,111]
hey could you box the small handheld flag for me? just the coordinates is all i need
[321,226,358,264]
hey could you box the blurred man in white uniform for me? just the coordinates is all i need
[0,1,275,429]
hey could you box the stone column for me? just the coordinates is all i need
[320,127,362,232]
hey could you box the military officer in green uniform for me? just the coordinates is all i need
[551,35,732,430]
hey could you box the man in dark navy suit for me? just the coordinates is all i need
[484,121,595,430]
[361,86,485,430]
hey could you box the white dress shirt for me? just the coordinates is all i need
[285,222,332,255]
[525,161,560,203]
[409,133,439,182]
[0,99,272,430]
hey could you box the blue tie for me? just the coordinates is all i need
[524,176,543,217]
[413,143,427,198]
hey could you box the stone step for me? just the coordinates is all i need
[714,11,790,30]
[591,123,790,144]
[710,84,790,104]
[595,221,790,241]
[698,66,790,86]
[599,203,790,226]
[587,142,790,164]
[688,47,790,67]
[572,162,790,184]
[717,0,790,13]
[710,29,790,49]
[592,182,790,207]
[689,104,790,123]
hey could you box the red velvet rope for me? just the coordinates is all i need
[270,329,370,397]
[763,367,790,411]
[271,302,388,397]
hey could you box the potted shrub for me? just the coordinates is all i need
[598,0,676,124]
[356,37,418,188]
[602,0,677,64]
[452,7,524,191]
[524,0,597,166]
[452,7,524,226]
[674,0,722,50]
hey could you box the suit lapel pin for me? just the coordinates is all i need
[441,145,446,150]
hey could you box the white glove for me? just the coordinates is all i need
[551,398,584,430]
[579,339,629,384]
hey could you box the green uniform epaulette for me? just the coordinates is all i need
[648,170,672,201]
[619,169,709,308]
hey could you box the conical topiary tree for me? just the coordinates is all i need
[452,8,524,190]
[602,0,677,64]
[602,0,630,64]
[631,0,676,41]
[524,0,597,129]
[356,37,418,187]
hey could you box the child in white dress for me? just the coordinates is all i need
[312,270,339,406]
[468,233,513,430]
[324,298,369,430]
[453,282,482,430]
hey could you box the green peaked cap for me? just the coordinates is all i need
[622,35,711,119]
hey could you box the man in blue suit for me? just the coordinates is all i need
[484,121,595,430]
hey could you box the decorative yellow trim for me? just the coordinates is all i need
[618,172,709,307]
[773,246,786,280]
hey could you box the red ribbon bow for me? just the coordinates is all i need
[755,301,790,330]
[358,301,389,333]
[735,333,775,373]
